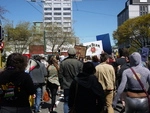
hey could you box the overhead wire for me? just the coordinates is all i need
[26,0,43,14]
[72,0,116,17]
[72,9,116,17]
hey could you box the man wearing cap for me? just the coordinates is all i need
[58,47,83,113]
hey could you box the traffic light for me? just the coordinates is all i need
[0,25,1,41]
[0,26,4,41]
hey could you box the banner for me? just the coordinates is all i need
[83,41,103,56]
[74,45,87,58]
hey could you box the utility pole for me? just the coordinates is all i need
[43,30,46,55]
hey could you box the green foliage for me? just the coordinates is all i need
[113,14,150,51]
[3,21,42,53]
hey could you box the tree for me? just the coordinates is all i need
[4,21,42,54]
[113,14,150,51]
[44,23,75,54]
[0,6,7,19]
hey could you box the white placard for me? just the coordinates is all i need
[83,40,103,56]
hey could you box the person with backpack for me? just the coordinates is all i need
[29,55,48,113]
[0,53,36,113]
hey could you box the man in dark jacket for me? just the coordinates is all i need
[68,62,105,113]
[58,47,83,113]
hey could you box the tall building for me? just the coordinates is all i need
[117,0,150,26]
[43,0,72,32]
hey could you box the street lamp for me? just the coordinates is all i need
[43,29,46,55]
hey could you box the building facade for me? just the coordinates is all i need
[43,0,72,32]
[117,0,150,26]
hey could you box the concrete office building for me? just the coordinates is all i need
[43,0,72,32]
[117,0,150,27]
[117,0,150,48]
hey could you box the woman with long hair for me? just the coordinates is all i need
[47,55,60,113]
[0,53,36,113]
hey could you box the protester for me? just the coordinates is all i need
[113,52,150,113]
[117,56,130,111]
[95,52,116,113]
[0,53,36,113]
[68,62,105,113]
[58,47,83,113]
[47,55,60,112]
[30,55,47,113]
[91,55,100,67]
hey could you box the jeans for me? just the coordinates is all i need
[34,86,42,112]
[64,89,69,113]
[0,106,32,113]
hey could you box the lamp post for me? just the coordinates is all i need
[43,30,46,55]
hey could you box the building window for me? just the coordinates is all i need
[45,17,52,20]
[63,12,71,15]
[44,8,52,10]
[54,17,61,20]
[63,17,71,20]
[139,5,148,16]
[63,3,70,6]
[54,8,61,10]
[54,13,61,15]
[63,8,71,10]
[54,3,61,6]
[45,13,52,15]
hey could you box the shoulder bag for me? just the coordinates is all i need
[130,67,150,113]
[69,82,78,113]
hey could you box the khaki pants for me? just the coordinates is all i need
[104,90,114,113]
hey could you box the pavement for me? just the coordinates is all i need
[38,92,125,113]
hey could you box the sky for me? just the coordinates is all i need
[0,0,127,46]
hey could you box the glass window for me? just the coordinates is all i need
[63,8,71,10]
[63,12,71,15]
[54,17,61,20]
[45,17,52,20]
[139,5,148,16]
[54,13,61,15]
[54,8,61,10]
[44,8,52,10]
[45,13,52,15]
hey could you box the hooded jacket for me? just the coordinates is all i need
[113,52,150,107]
[30,61,47,84]
[68,73,105,113]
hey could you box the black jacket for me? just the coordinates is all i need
[68,73,105,113]
[0,70,36,107]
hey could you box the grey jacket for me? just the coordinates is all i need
[30,61,47,84]
[58,57,83,89]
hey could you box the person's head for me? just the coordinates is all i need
[100,52,109,63]
[129,52,142,66]
[33,55,41,62]
[47,55,58,65]
[67,47,76,57]
[6,53,28,72]
[82,62,96,75]
[119,48,129,57]
[92,55,99,62]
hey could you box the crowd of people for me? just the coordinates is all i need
[0,47,149,113]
